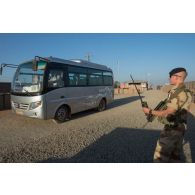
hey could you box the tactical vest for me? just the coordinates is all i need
[157,85,192,125]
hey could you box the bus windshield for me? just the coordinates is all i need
[12,62,45,93]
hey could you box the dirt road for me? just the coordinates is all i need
[0,90,194,162]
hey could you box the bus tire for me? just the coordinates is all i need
[54,105,69,123]
[97,98,106,112]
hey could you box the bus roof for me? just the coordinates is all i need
[22,56,112,72]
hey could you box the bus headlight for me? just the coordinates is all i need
[29,101,42,110]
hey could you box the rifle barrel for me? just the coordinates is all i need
[130,75,143,103]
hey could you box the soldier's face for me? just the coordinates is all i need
[169,71,186,85]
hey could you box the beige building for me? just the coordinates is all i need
[115,80,148,95]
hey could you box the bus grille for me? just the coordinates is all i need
[13,102,29,110]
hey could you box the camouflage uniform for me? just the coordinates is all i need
[153,84,192,163]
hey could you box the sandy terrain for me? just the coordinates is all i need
[0,90,194,163]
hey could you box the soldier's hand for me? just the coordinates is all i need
[143,107,150,114]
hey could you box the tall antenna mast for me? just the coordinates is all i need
[117,60,119,80]
[85,53,92,62]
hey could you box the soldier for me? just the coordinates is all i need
[143,67,192,162]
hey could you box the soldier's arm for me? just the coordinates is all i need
[143,107,176,117]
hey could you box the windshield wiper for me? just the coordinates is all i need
[23,88,32,96]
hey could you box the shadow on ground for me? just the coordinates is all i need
[40,111,195,163]
[183,111,195,163]
[40,127,160,163]
[70,96,141,121]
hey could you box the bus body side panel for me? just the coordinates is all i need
[97,86,114,105]
[82,86,114,109]
[64,87,92,114]
[45,85,114,119]
[45,87,88,119]
[68,86,113,112]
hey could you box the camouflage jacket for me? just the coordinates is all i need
[158,84,192,125]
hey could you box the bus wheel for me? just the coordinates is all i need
[55,106,69,123]
[97,99,106,112]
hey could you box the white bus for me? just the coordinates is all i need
[10,56,114,122]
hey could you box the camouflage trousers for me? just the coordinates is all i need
[153,124,185,163]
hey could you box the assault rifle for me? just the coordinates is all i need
[141,99,167,128]
[130,75,167,125]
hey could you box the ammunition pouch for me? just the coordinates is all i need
[176,109,187,124]
[157,116,174,125]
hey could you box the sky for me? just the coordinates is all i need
[0,33,195,86]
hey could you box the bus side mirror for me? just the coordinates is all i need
[0,63,5,75]
[0,66,2,75]
[0,65,3,75]
[33,60,38,71]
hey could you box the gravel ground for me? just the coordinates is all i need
[0,90,194,163]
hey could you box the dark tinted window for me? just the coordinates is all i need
[68,66,87,74]
[103,71,113,76]
[68,72,87,86]
[67,65,112,86]
[88,69,102,75]
[103,76,113,86]
[103,71,113,86]
[88,74,103,86]
[48,69,64,88]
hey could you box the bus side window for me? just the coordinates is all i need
[69,73,79,86]
[48,70,64,88]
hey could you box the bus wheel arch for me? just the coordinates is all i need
[54,104,71,123]
[97,98,107,112]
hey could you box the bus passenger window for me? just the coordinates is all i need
[48,70,64,88]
